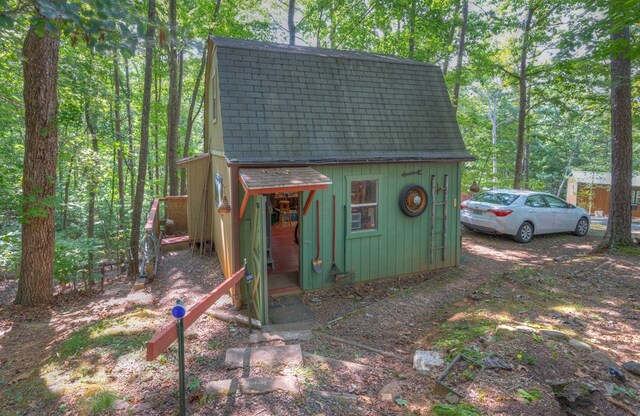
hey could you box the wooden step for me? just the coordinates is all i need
[225,345,303,370]
[161,235,190,252]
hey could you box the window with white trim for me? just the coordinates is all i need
[350,179,378,231]
[210,64,218,124]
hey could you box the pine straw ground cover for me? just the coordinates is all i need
[0,226,638,415]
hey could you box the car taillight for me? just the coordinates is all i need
[460,203,467,210]
[488,208,513,217]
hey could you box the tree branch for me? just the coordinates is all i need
[496,63,519,79]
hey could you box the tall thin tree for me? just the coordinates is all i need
[130,0,156,270]
[452,0,468,112]
[288,0,296,45]
[113,52,125,237]
[166,0,180,195]
[85,100,100,285]
[513,5,535,189]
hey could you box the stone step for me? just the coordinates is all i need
[204,376,299,396]
[249,329,313,344]
[225,344,303,370]
[303,352,373,372]
[262,321,319,333]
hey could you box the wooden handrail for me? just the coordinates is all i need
[144,198,160,236]
[146,266,246,361]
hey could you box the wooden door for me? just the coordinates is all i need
[250,195,268,324]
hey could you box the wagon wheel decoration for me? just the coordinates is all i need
[399,184,428,217]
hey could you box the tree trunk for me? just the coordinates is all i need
[166,0,180,196]
[113,52,125,236]
[557,139,579,197]
[513,6,534,189]
[130,0,156,271]
[62,157,73,230]
[408,0,416,59]
[288,0,296,46]
[84,100,99,285]
[124,58,135,207]
[153,56,160,196]
[452,0,468,113]
[16,23,60,305]
[488,94,499,187]
[604,23,633,245]
[181,45,207,195]
[523,91,531,189]
[442,1,461,76]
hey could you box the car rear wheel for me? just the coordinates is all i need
[514,222,534,243]
[573,217,589,236]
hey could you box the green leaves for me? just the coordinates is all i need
[517,388,542,403]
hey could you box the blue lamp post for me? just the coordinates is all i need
[171,299,187,416]
[244,259,253,334]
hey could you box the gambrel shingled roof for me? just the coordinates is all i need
[212,37,473,164]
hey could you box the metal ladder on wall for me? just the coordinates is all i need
[429,174,448,264]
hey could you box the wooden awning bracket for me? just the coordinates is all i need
[302,190,316,216]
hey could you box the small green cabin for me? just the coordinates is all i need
[179,37,473,324]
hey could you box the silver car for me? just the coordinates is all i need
[460,189,590,243]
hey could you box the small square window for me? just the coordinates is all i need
[351,179,377,231]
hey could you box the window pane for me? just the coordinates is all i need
[472,192,518,205]
[544,195,567,208]
[351,180,377,204]
[351,179,378,231]
[525,195,546,208]
[352,206,377,231]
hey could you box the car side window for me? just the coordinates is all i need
[543,195,568,208]
[525,195,547,208]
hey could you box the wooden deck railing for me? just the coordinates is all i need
[144,198,161,238]
[146,266,247,361]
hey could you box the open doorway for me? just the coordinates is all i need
[266,192,301,295]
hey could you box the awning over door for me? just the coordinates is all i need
[238,167,332,220]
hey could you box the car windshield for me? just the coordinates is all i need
[471,192,519,206]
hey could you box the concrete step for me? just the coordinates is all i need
[225,345,303,370]
[303,352,373,372]
[204,376,299,396]
[262,321,319,333]
[249,329,313,344]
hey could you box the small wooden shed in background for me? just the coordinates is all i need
[567,170,640,218]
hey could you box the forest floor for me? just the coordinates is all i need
[0,224,639,415]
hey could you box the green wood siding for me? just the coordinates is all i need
[300,162,462,290]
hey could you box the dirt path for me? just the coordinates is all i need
[1,230,638,415]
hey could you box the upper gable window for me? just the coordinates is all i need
[210,64,218,124]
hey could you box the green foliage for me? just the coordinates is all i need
[0,230,20,272]
[58,313,152,359]
[517,388,542,403]
[432,403,482,416]
[188,375,202,393]
[88,390,118,415]
[516,351,537,366]
[435,319,495,358]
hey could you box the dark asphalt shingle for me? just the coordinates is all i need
[212,37,473,164]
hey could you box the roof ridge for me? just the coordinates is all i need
[210,36,439,68]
